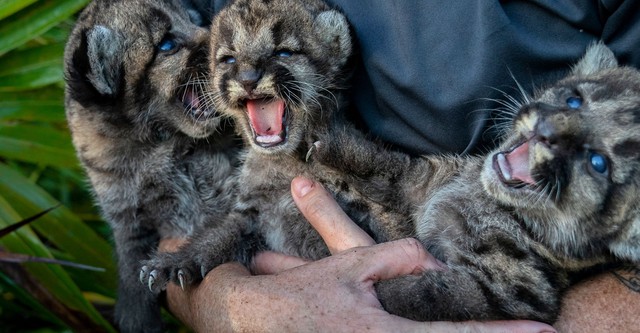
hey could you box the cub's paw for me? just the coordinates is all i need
[140,250,224,293]
[139,253,197,293]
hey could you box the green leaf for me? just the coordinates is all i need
[0,270,66,328]
[0,66,63,91]
[0,196,115,332]
[0,164,116,284]
[0,0,39,21]
[31,21,74,45]
[0,137,79,169]
[0,43,65,91]
[0,44,65,77]
[0,164,117,300]
[0,123,74,151]
[0,204,59,238]
[0,0,90,56]
[0,252,105,272]
[0,87,66,122]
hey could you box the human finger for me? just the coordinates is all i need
[361,315,555,333]
[251,251,310,275]
[291,176,374,253]
[343,238,446,282]
[421,320,557,333]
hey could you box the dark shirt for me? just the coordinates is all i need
[189,0,640,155]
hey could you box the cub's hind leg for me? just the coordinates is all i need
[113,224,163,333]
[376,256,564,323]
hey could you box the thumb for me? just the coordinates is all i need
[291,176,374,253]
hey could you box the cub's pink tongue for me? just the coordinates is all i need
[182,87,200,109]
[246,99,285,137]
[499,141,535,185]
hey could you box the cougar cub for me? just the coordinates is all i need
[312,42,640,323]
[64,0,238,331]
[140,0,410,292]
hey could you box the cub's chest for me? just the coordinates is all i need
[238,153,318,187]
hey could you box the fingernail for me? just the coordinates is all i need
[435,258,448,270]
[293,176,314,197]
[536,325,557,333]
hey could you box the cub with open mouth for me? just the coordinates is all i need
[139,0,413,294]
[210,1,347,156]
[64,0,240,331]
[304,42,640,323]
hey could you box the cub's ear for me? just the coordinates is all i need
[65,25,125,107]
[180,0,208,26]
[571,41,618,77]
[313,10,352,66]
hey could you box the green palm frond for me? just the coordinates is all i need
[0,1,120,332]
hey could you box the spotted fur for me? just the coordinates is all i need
[64,0,239,331]
[311,42,640,323]
[137,4,639,325]
[139,0,412,292]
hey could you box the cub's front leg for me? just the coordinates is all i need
[140,213,258,293]
[312,126,412,181]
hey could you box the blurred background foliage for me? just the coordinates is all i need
[0,0,160,331]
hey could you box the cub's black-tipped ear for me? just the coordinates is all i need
[66,25,125,107]
[313,10,352,66]
[572,41,619,77]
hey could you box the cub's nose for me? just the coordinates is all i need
[534,111,579,152]
[238,69,263,93]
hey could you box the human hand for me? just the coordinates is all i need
[162,176,556,332]
[247,176,556,333]
[288,176,640,333]
[165,241,553,333]
[162,237,444,332]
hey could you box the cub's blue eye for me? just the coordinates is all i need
[158,37,177,52]
[275,50,293,58]
[221,56,236,64]
[589,152,608,174]
[566,96,583,109]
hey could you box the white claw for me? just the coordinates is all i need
[139,266,148,284]
[200,265,207,279]
[148,270,157,292]
[305,141,322,162]
[178,270,185,291]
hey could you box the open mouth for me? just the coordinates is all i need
[178,86,214,121]
[493,139,536,188]
[245,98,287,148]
